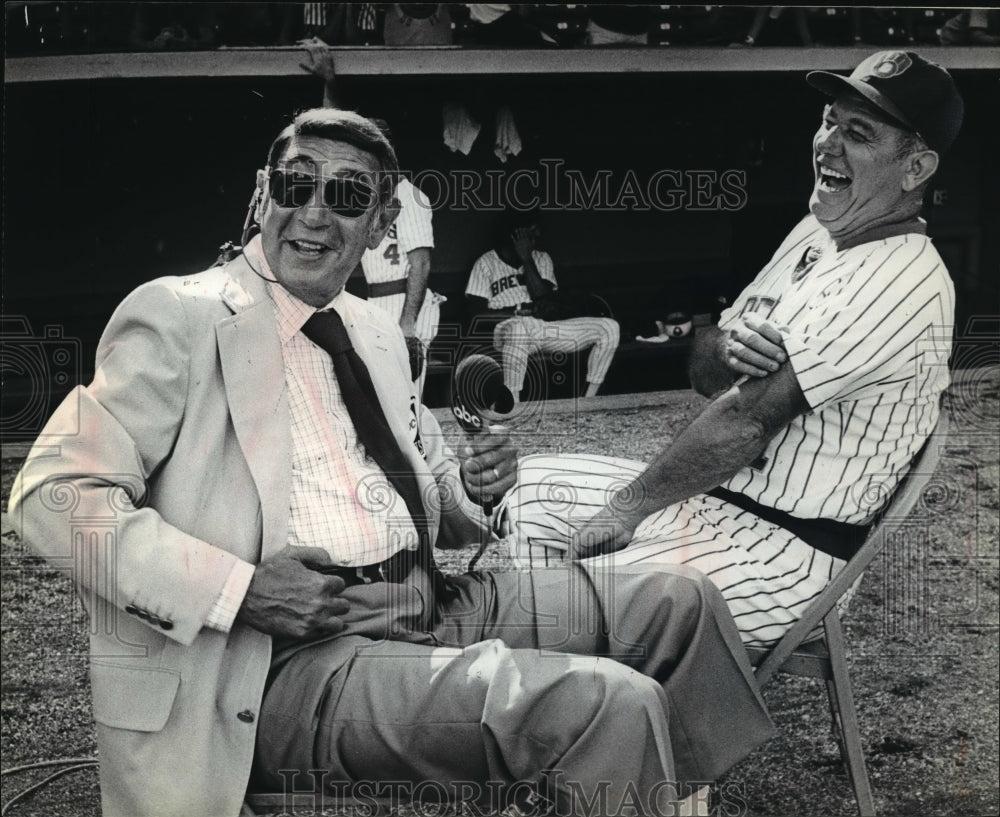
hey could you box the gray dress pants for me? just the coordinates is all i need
[254,563,773,816]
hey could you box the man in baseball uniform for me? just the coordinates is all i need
[503,51,961,647]
[466,210,620,401]
[361,176,444,397]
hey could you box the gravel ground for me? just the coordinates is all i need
[2,372,997,817]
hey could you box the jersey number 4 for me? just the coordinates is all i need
[383,243,400,265]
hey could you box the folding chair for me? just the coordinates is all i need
[745,415,949,817]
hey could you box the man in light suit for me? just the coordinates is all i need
[9,108,772,817]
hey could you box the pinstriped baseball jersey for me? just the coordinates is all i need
[500,215,955,645]
[718,214,954,524]
[465,249,557,309]
[361,178,434,285]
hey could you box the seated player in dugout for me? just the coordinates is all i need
[500,50,961,648]
[465,208,621,402]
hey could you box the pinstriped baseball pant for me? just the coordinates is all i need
[500,454,851,647]
[493,316,620,395]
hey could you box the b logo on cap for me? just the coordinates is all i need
[871,52,912,79]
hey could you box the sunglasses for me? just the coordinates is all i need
[267,169,377,218]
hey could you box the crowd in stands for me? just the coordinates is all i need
[6,4,998,56]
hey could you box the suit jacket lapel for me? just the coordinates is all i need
[216,258,292,560]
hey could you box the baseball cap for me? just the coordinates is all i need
[806,51,964,154]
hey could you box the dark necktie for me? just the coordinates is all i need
[300,309,437,587]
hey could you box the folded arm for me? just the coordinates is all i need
[689,313,788,398]
[571,360,809,558]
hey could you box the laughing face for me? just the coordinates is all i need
[809,94,915,244]
[259,135,393,307]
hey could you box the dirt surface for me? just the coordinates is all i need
[2,373,998,817]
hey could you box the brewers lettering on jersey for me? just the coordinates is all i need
[492,271,526,298]
[467,248,557,310]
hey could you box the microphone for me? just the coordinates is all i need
[451,354,515,517]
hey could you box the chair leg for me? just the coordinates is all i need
[825,678,848,766]
[824,611,877,817]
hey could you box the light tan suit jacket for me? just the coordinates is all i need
[8,254,471,817]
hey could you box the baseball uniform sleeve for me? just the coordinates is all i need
[465,253,493,300]
[783,237,952,411]
[534,251,558,290]
[396,181,434,254]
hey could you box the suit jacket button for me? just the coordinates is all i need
[237,710,255,723]
[159,620,174,631]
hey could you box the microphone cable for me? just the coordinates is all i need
[1,757,99,815]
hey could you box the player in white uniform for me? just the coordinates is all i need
[361,177,445,397]
[501,51,963,646]
[466,214,620,401]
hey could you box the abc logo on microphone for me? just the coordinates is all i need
[452,403,484,430]
[451,354,515,434]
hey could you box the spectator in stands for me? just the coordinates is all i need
[585,7,652,46]
[466,209,620,402]
[940,9,1000,45]
[128,2,218,51]
[277,2,366,46]
[738,7,812,47]
[383,3,453,46]
[466,4,556,47]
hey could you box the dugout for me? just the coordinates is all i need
[3,44,997,424]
